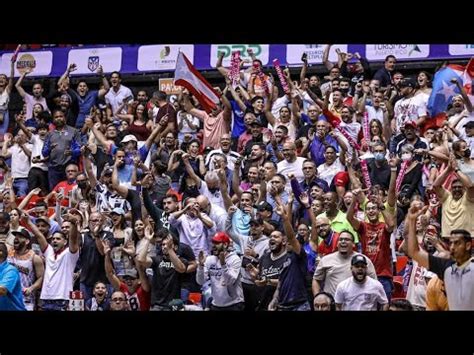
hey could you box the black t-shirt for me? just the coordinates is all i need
[79,231,115,286]
[367,159,391,191]
[92,147,114,178]
[150,243,195,306]
[278,248,308,307]
[429,254,455,281]
[257,251,288,310]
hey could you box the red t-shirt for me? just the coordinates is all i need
[317,232,340,257]
[119,282,151,311]
[357,221,392,278]
[52,181,77,207]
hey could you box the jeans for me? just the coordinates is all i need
[277,301,311,311]
[13,178,29,198]
[48,165,67,191]
[40,299,69,311]
[210,302,245,311]
[378,276,394,303]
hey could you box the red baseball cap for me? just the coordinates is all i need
[211,232,231,244]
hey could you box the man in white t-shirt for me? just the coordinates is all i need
[1,131,33,197]
[334,254,389,311]
[16,115,49,194]
[24,212,80,311]
[277,142,305,188]
[105,71,134,119]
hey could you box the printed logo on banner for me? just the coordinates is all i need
[448,45,474,56]
[365,44,430,60]
[210,45,269,67]
[286,45,348,65]
[16,54,36,74]
[160,46,171,59]
[137,45,194,72]
[159,78,181,95]
[87,56,100,72]
[1,51,53,77]
[67,47,122,75]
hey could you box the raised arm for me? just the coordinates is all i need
[182,153,203,188]
[136,226,154,268]
[347,189,362,231]
[405,204,430,268]
[15,68,32,98]
[6,59,15,95]
[432,161,453,201]
[92,122,113,153]
[23,212,48,252]
[386,157,398,208]
[217,167,233,212]
[322,45,335,71]
[103,241,122,290]
[96,66,110,98]
[275,202,300,254]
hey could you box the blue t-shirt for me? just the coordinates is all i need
[278,248,308,307]
[0,260,26,311]
[75,90,100,129]
[230,100,245,139]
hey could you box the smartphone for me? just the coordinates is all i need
[301,52,308,62]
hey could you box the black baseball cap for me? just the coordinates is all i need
[399,77,417,88]
[351,254,368,266]
[11,228,32,240]
[256,201,273,212]
[464,121,474,129]
[249,217,264,225]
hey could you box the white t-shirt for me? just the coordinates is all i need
[8,143,33,178]
[40,245,80,301]
[393,94,427,135]
[366,105,384,124]
[317,158,345,186]
[24,93,49,120]
[406,259,428,308]
[30,134,48,171]
[199,180,225,210]
[177,111,200,134]
[105,85,133,117]
[334,276,388,310]
[277,157,306,189]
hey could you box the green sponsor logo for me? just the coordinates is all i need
[216,44,262,58]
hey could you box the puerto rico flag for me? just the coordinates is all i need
[427,58,474,120]
[174,51,220,113]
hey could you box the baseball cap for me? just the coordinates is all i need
[464,121,474,129]
[351,254,368,266]
[111,207,125,216]
[249,217,264,225]
[36,216,51,226]
[256,201,273,212]
[399,77,417,88]
[334,171,349,187]
[118,268,138,279]
[250,119,264,127]
[168,299,185,311]
[121,135,138,144]
[11,228,32,240]
[211,232,231,244]
[404,121,417,129]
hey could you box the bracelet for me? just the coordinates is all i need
[390,168,397,172]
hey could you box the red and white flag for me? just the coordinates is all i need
[174,51,220,112]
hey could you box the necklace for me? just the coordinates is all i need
[270,250,288,261]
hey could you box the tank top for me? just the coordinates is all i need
[8,250,36,306]
[128,121,151,141]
